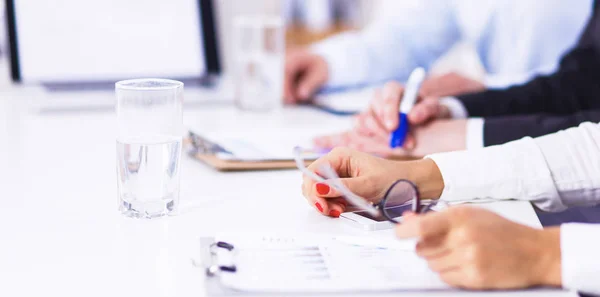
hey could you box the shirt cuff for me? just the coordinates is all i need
[425,137,565,210]
[561,223,600,296]
[439,96,468,118]
[465,118,485,150]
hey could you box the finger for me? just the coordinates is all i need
[297,67,325,101]
[326,198,347,218]
[370,89,385,122]
[305,148,354,180]
[284,51,316,103]
[402,133,416,150]
[380,82,403,130]
[312,196,347,217]
[425,250,461,273]
[408,97,441,124]
[310,177,370,198]
[352,113,375,137]
[353,111,390,144]
[402,211,418,220]
[438,268,468,288]
[415,237,449,259]
[395,211,451,240]
[302,174,322,205]
[363,109,391,140]
[344,131,396,156]
[313,133,346,149]
[283,56,302,103]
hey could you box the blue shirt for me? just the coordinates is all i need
[311,0,593,89]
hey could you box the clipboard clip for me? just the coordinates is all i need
[187,131,234,155]
[205,241,237,277]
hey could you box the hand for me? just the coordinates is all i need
[419,72,485,98]
[301,148,444,217]
[354,81,452,141]
[284,48,329,104]
[350,73,484,139]
[396,206,562,290]
[313,119,468,158]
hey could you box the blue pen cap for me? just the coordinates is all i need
[390,113,409,148]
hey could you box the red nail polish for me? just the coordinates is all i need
[329,210,341,218]
[315,202,324,212]
[316,183,330,195]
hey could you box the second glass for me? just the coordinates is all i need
[115,79,183,219]
[233,15,285,111]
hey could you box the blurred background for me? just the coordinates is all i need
[0,0,481,89]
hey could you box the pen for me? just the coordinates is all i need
[389,67,426,148]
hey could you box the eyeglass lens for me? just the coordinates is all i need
[381,180,419,223]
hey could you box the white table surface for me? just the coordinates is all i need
[0,82,576,297]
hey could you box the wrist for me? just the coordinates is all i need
[532,227,562,287]
[406,159,444,200]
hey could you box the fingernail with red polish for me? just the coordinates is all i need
[316,183,330,195]
[315,202,324,213]
[329,210,341,218]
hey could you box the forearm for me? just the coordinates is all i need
[425,122,600,211]
[459,52,600,117]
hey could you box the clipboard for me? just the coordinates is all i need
[185,131,316,171]
[185,131,419,172]
[194,234,449,296]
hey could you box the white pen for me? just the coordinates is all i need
[390,67,426,148]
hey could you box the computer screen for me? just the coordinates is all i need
[9,0,209,83]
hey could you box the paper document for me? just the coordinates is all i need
[203,233,448,293]
[189,129,324,161]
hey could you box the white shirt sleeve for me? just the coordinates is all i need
[428,122,600,211]
[310,0,460,87]
[439,97,485,149]
[427,122,600,293]
[561,223,600,296]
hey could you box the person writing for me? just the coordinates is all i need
[285,0,591,103]
[301,121,600,294]
[314,1,600,158]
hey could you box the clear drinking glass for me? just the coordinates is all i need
[233,15,285,111]
[115,79,183,219]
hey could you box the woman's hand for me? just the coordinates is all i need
[396,206,562,290]
[301,148,444,217]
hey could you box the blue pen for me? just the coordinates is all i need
[390,67,426,148]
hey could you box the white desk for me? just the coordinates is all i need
[0,88,575,297]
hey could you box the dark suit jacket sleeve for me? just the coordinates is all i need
[483,110,600,146]
[457,48,600,118]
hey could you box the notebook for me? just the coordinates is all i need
[197,233,449,294]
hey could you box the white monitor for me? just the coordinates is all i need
[6,0,220,84]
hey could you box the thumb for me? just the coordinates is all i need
[297,68,325,101]
[407,97,442,124]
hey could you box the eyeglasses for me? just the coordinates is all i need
[294,147,440,224]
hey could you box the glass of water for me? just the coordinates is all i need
[233,15,285,111]
[115,79,183,219]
